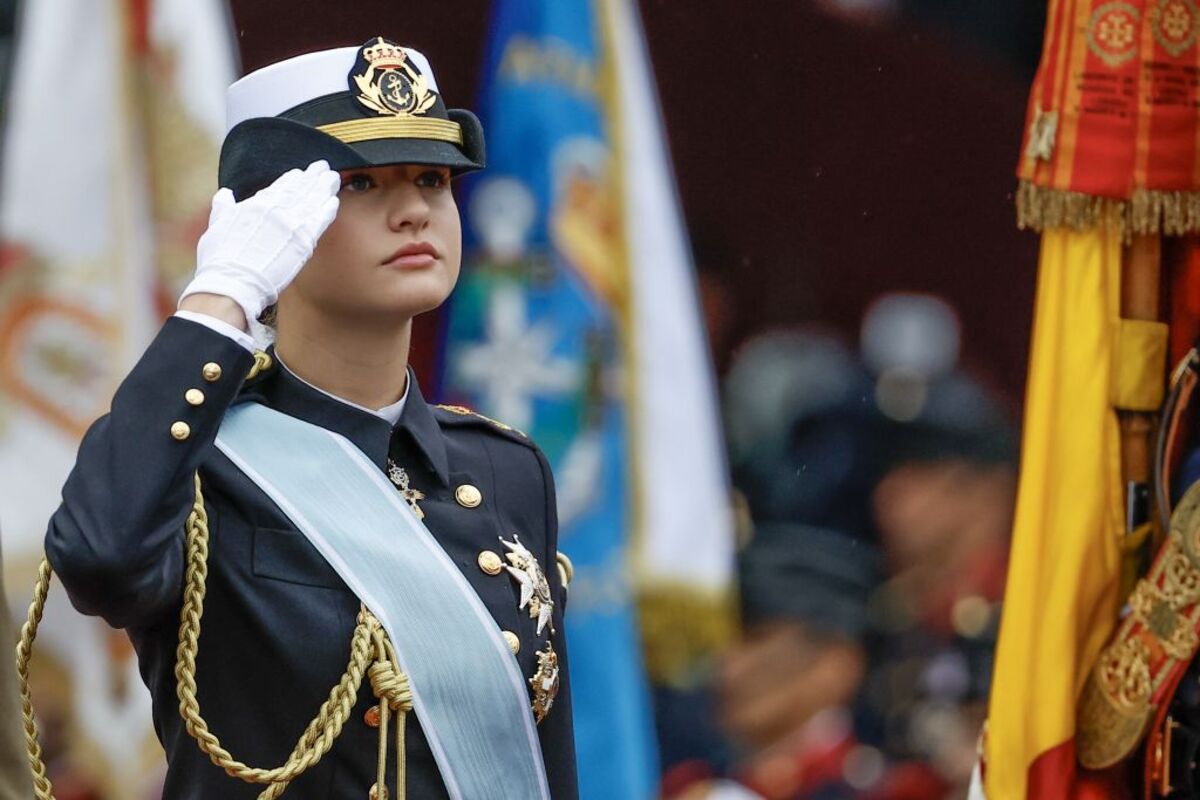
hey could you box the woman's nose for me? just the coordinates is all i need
[386,184,431,231]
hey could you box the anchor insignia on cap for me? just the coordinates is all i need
[350,36,437,117]
[500,534,555,635]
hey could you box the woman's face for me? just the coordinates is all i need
[280,162,462,323]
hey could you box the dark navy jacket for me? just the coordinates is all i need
[45,316,578,799]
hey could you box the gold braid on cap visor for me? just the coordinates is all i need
[316,116,463,145]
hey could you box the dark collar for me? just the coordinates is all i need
[248,349,450,485]
[395,371,450,485]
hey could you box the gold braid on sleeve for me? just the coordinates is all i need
[15,352,414,800]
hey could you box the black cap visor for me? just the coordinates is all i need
[219,108,485,201]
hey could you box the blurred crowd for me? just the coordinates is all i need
[657,293,1017,800]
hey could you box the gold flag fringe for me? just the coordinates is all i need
[1017,181,1200,239]
[637,583,737,687]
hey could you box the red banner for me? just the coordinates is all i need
[1018,0,1200,233]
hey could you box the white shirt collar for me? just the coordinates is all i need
[275,352,409,426]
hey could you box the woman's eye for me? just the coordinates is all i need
[416,170,450,189]
[340,174,375,193]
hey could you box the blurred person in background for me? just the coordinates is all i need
[854,294,1016,798]
[720,332,883,800]
[665,331,894,799]
[662,294,1016,800]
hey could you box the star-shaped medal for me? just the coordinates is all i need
[499,534,555,635]
[387,458,425,519]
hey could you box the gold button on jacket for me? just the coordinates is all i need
[455,484,483,508]
[478,550,503,575]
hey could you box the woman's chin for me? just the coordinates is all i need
[366,291,453,320]
[354,275,453,316]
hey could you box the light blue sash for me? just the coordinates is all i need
[214,402,551,800]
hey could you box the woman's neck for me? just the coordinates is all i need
[273,303,412,412]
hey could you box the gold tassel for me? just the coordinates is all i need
[637,583,737,687]
[1016,181,1200,241]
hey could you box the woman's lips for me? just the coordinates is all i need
[383,243,438,269]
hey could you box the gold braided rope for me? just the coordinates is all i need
[15,558,52,799]
[15,351,414,799]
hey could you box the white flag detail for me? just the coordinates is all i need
[600,0,736,668]
[0,0,236,794]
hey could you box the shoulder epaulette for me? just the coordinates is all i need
[433,404,530,442]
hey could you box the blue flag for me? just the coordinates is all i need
[439,1,661,798]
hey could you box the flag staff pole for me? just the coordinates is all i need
[1117,233,1163,601]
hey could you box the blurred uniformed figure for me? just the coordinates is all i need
[855,295,1016,799]
[42,38,576,799]
[666,330,888,800]
[666,297,1015,800]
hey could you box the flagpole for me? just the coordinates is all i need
[1117,233,1162,599]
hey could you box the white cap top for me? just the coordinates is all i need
[225,44,440,133]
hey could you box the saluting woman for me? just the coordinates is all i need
[42,37,577,800]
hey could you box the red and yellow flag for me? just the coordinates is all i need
[986,0,1200,797]
[986,226,1127,799]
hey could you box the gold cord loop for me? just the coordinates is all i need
[17,558,53,800]
[15,351,412,799]
[367,619,413,799]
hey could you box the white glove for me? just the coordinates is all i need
[179,160,341,322]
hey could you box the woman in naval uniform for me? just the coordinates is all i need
[42,37,577,800]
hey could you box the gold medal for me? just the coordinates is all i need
[499,534,555,635]
[530,641,560,724]
[387,459,425,519]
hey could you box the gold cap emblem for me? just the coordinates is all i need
[350,36,437,118]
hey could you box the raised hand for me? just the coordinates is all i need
[179,160,341,324]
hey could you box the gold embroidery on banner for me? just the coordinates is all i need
[1097,637,1153,710]
[1076,635,1155,769]
[1077,481,1200,768]
[1153,0,1200,56]
[1162,548,1200,606]
[1087,2,1142,67]
[1130,580,1200,659]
